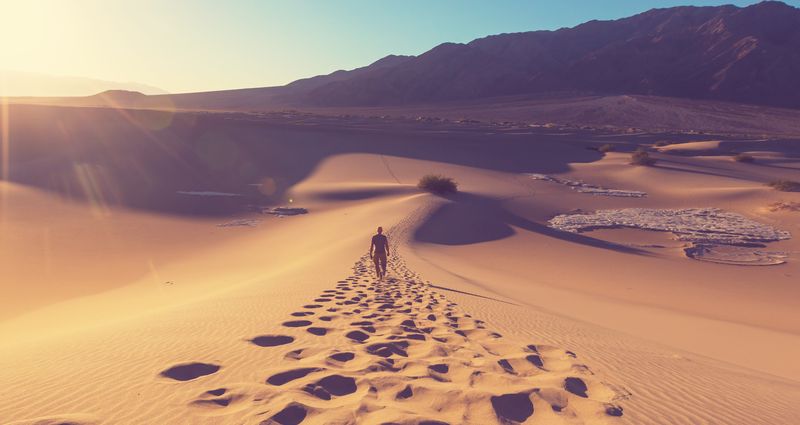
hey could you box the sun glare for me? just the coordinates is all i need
[0,1,84,74]
[0,96,8,229]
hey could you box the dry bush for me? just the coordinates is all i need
[767,201,800,212]
[418,174,458,194]
[630,148,657,166]
[767,180,800,192]
[597,143,615,153]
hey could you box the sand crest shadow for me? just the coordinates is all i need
[414,191,648,255]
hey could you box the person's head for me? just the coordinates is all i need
[377,226,383,234]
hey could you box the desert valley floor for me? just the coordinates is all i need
[1,104,799,424]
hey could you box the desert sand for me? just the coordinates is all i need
[1,104,799,424]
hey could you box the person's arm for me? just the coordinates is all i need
[369,237,374,257]
[385,237,390,256]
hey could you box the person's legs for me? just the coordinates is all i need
[378,253,387,278]
[373,254,382,278]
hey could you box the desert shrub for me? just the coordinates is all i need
[767,201,800,212]
[767,180,800,192]
[597,143,615,153]
[733,153,755,163]
[630,148,657,166]
[418,174,458,195]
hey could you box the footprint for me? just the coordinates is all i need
[317,375,357,396]
[526,354,544,369]
[251,335,295,347]
[285,349,305,361]
[428,364,449,374]
[282,320,312,327]
[345,330,370,342]
[328,352,355,363]
[193,396,237,408]
[291,311,314,317]
[307,327,327,336]
[396,385,413,400]
[160,362,220,381]
[367,342,409,358]
[605,404,624,417]
[564,377,588,398]
[304,375,357,400]
[491,392,534,423]
[497,359,515,374]
[267,368,323,386]
[267,403,308,425]
[206,388,226,396]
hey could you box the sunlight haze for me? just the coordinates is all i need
[1,0,793,95]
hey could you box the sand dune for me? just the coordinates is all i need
[1,105,799,424]
[166,250,622,424]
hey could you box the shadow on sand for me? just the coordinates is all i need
[3,105,608,216]
[302,185,417,201]
[414,191,648,256]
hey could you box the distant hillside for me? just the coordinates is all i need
[8,1,800,111]
[300,1,800,108]
[0,70,166,97]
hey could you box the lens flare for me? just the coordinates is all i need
[1,96,8,182]
[129,101,176,131]
[257,177,277,196]
[42,227,52,276]
[1,96,9,227]
[73,163,112,218]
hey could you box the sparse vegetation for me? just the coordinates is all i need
[597,143,615,153]
[733,153,755,163]
[418,174,458,195]
[767,201,800,212]
[767,180,800,192]
[630,148,657,166]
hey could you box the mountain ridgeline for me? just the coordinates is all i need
[295,1,800,108]
[12,1,800,110]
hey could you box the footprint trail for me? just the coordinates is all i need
[166,238,624,424]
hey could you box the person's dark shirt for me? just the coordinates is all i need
[371,234,388,255]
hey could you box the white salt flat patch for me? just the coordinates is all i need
[549,208,790,244]
[177,191,243,197]
[217,219,261,227]
[685,245,788,266]
[549,207,791,265]
[262,207,308,217]
[526,173,646,198]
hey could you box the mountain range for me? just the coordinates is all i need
[293,0,800,108]
[0,70,166,97]
[9,1,800,110]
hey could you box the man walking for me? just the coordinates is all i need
[370,226,389,279]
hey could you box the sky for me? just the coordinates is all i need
[1,0,798,94]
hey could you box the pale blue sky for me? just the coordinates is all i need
[0,0,796,93]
